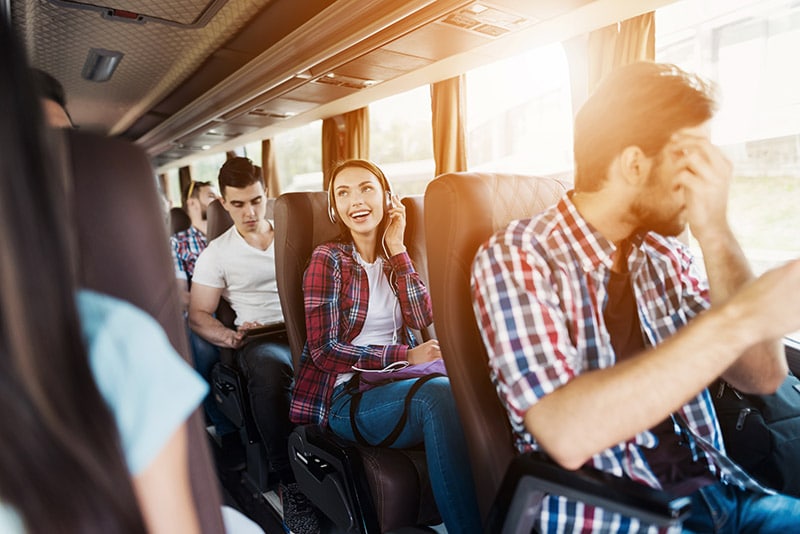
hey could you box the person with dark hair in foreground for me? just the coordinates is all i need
[0,23,204,534]
[472,62,800,532]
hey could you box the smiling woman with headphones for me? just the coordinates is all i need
[290,159,482,534]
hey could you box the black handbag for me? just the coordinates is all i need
[712,374,800,497]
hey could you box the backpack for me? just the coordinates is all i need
[712,374,800,497]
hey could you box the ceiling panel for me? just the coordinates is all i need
[282,81,360,104]
[325,48,433,84]
[14,0,271,134]
[381,21,491,62]
[90,0,216,25]
[488,0,594,21]
[225,98,318,128]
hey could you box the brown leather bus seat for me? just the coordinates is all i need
[425,172,568,519]
[66,130,225,534]
[401,195,435,341]
[169,206,191,235]
[206,198,233,242]
[425,172,691,531]
[274,191,439,533]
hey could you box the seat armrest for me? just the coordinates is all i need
[487,452,691,533]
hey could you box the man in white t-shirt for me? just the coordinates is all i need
[190,158,317,533]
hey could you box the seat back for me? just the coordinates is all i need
[206,197,276,241]
[67,130,224,533]
[206,199,233,241]
[424,172,569,521]
[400,194,435,340]
[400,195,429,288]
[169,206,191,235]
[273,191,340,365]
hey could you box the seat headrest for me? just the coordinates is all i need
[169,207,191,235]
[424,171,569,519]
[273,191,340,366]
[65,129,225,533]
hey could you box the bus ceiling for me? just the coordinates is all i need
[13,0,672,168]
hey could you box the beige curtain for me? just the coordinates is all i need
[321,116,342,190]
[178,166,192,205]
[588,12,655,92]
[566,12,655,112]
[343,107,369,161]
[431,75,467,176]
[321,107,370,189]
[261,138,281,198]
[157,173,168,197]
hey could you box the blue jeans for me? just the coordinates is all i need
[328,376,482,534]
[187,326,236,436]
[683,482,800,533]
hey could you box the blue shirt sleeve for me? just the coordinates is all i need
[77,290,208,475]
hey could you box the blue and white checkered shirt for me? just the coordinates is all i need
[471,194,767,533]
[170,225,207,282]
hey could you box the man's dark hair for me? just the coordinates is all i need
[573,62,717,192]
[218,157,263,196]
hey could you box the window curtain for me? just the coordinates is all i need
[565,12,655,113]
[178,166,192,205]
[588,12,655,92]
[261,138,281,198]
[321,116,342,190]
[431,75,467,177]
[321,107,370,189]
[157,173,169,200]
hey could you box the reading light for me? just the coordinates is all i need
[81,48,124,82]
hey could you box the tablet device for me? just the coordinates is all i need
[242,322,287,341]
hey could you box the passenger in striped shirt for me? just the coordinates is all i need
[472,62,800,533]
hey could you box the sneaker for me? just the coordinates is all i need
[279,482,321,534]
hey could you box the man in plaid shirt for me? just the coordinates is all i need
[169,180,235,436]
[170,180,218,304]
[472,62,800,532]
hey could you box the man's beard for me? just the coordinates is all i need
[631,205,686,237]
[630,162,685,237]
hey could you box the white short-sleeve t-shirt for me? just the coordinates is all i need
[192,222,283,326]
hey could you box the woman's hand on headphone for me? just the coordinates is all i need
[383,194,407,257]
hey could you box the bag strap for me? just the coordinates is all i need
[349,373,443,448]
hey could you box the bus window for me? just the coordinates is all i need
[163,167,181,207]
[369,85,435,195]
[191,151,227,192]
[657,0,800,277]
[273,120,322,192]
[465,42,573,177]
